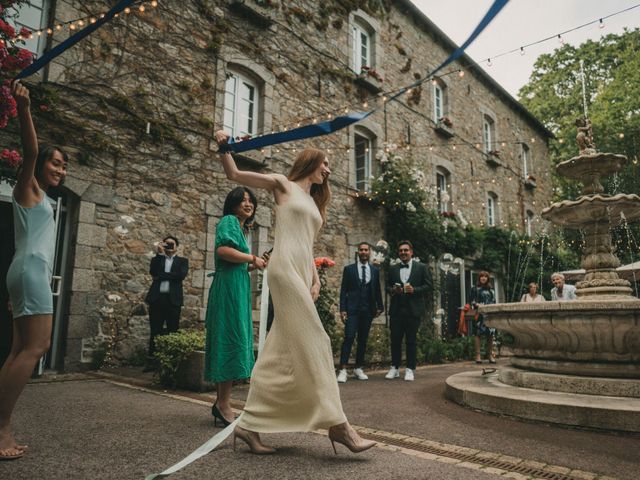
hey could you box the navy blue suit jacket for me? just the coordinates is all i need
[339,263,384,316]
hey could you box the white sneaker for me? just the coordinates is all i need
[404,368,415,381]
[337,369,348,383]
[353,368,368,380]
[385,367,400,379]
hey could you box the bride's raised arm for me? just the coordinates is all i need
[215,130,288,194]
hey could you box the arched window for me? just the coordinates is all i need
[436,167,451,214]
[525,210,535,237]
[486,192,498,226]
[11,0,50,57]
[223,70,259,138]
[483,114,495,153]
[348,11,380,75]
[352,20,371,73]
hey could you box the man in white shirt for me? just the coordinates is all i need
[550,272,577,301]
[144,235,189,370]
[336,242,384,383]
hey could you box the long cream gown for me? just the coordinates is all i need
[238,182,347,432]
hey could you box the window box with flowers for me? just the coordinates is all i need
[524,174,537,189]
[0,149,22,186]
[434,116,454,138]
[354,66,384,94]
[227,0,275,28]
[485,150,502,168]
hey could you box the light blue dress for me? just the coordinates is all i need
[6,192,55,318]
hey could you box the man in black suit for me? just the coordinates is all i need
[144,235,189,369]
[336,242,384,383]
[385,240,432,381]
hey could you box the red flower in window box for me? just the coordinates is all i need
[360,66,384,82]
[438,116,453,128]
[314,257,336,269]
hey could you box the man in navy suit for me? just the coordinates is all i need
[144,235,189,370]
[385,240,432,381]
[337,242,384,383]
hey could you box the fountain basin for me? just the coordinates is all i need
[556,152,627,183]
[481,300,640,378]
[540,194,640,228]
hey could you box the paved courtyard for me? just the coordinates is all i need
[3,361,638,480]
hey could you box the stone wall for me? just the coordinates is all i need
[0,0,551,370]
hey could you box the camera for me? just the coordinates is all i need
[163,243,175,250]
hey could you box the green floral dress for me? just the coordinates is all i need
[204,215,254,383]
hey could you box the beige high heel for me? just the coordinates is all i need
[233,426,276,454]
[328,422,376,454]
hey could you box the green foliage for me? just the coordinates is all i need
[519,28,640,262]
[90,343,108,370]
[316,267,342,352]
[153,330,205,388]
[125,345,148,367]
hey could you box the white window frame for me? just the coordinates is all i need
[354,133,372,191]
[522,143,531,178]
[486,192,498,226]
[352,22,371,73]
[10,0,49,58]
[525,210,534,237]
[434,84,443,122]
[436,167,451,214]
[223,71,259,138]
[483,115,495,153]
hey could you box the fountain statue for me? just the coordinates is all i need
[446,120,640,432]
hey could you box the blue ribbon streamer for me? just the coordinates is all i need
[15,0,137,79]
[225,0,509,153]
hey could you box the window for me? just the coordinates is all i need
[483,114,495,153]
[432,79,448,122]
[10,0,49,57]
[486,192,498,226]
[522,143,531,178]
[352,21,371,73]
[436,167,451,214]
[525,210,535,237]
[223,71,258,138]
[354,133,372,191]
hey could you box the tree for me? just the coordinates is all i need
[518,28,640,264]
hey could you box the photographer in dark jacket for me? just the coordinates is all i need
[144,235,189,369]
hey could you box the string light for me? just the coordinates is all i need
[557,34,564,44]
[599,18,605,29]
[520,47,525,56]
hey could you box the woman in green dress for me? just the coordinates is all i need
[204,187,266,426]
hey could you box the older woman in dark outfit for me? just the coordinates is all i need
[204,187,266,426]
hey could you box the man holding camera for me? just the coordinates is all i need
[144,235,189,370]
[385,240,432,381]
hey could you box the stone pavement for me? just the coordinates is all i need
[3,360,638,480]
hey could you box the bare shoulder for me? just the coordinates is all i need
[269,173,290,189]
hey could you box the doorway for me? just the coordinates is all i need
[0,181,75,371]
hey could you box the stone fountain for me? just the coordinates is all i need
[446,120,640,432]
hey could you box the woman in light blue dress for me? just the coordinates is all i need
[0,82,68,460]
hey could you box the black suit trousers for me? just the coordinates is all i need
[339,309,374,367]
[148,294,181,357]
[390,304,421,370]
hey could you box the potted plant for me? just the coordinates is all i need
[354,66,384,94]
[524,174,537,189]
[435,116,454,137]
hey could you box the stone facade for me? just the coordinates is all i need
[0,0,552,370]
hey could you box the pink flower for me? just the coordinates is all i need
[39,104,49,112]
[1,148,22,168]
[0,19,16,38]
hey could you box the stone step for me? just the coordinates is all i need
[445,370,640,433]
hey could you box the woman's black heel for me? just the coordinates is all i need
[211,402,232,427]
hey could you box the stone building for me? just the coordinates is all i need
[0,0,552,371]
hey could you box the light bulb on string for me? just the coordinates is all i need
[458,70,464,78]
[487,58,492,67]
[363,101,368,108]
[558,34,564,44]
[599,18,605,29]
[124,7,131,14]
[520,47,525,56]
[139,5,146,12]
[151,1,158,6]
[618,133,625,139]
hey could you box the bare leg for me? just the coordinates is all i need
[215,381,233,421]
[488,335,495,361]
[0,314,52,454]
[474,335,481,362]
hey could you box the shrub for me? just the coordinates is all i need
[154,330,205,388]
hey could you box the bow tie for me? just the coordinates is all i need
[400,263,410,269]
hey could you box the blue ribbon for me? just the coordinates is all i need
[225,0,509,153]
[15,0,137,79]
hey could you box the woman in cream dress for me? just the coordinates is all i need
[214,131,375,455]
